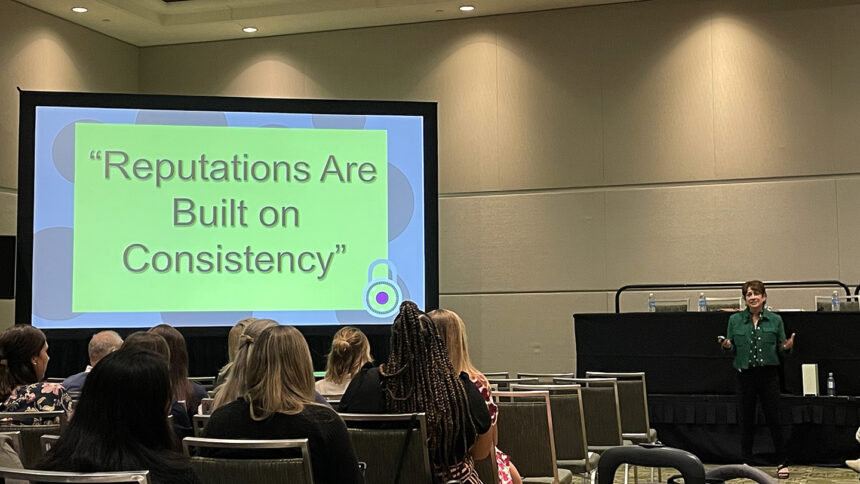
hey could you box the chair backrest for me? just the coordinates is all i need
[705,296,743,311]
[483,371,510,379]
[486,377,539,391]
[815,295,860,311]
[192,414,210,437]
[585,372,650,434]
[494,391,561,483]
[0,411,67,468]
[0,465,151,483]
[557,378,623,447]
[509,384,589,465]
[474,452,500,484]
[653,298,689,312]
[0,431,22,456]
[183,437,313,484]
[189,376,216,390]
[596,446,705,484]
[515,372,575,383]
[339,413,433,484]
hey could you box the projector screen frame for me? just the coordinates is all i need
[16,89,439,327]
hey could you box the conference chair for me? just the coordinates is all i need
[596,446,705,484]
[704,296,743,311]
[339,413,433,484]
[494,390,573,484]
[474,452,501,484]
[183,437,313,484]
[487,377,540,391]
[815,295,860,311]
[199,398,215,415]
[583,372,657,445]
[509,384,597,484]
[652,298,689,312]
[554,378,634,483]
[516,373,576,384]
[0,466,151,483]
[0,410,67,468]
[192,414,210,437]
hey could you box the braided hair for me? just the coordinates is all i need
[379,301,476,478]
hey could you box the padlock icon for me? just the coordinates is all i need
[362,259,402,318]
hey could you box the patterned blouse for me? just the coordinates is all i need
[0,382,72,424]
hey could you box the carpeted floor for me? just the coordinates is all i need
[605,464,858,483]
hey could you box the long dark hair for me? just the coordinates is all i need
[0,325,46,401]
[38,349,193,477]
[380,301,476,477]
[148,324,195,411]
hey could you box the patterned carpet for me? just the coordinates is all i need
[605,464,858,483]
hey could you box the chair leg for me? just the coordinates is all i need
[623,463,629,484]
[633,464,638,484]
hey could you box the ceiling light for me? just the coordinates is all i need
[71,7,88,13]
[459,5,475,12]
[242,27,258,33]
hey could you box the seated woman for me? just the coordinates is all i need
[149,324,208,419]
[339,301,492,483]
[214,317,255,388]
[38,348,201,484]
[211,318,278,411]
[0,325,71,422]
[122,331,193,439]
[315,326,372,397]
[201,325,363,484]
[431,308,523,484]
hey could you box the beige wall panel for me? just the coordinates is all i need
[605,180,838,286]
[830,4,860,174]
[600,0,715,185]
[439,191,606,293]
[0,192,15,234]
[0,301,12,329]
[836,177,860,283]
[140,37,309,98]
[712,2,834,179]
[293,20,500,194]
[0,1,137,190]
[441,292,608,375]
[494,9,604,190]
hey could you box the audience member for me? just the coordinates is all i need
[61,330,123,392]
[122,331,193,439]
[211,318,278,411]
[201,325,363,484]
[431,308,523,484]
[0,325,71,422]
[149,324,208,417]
[315,326,372,396]
[214,317,255,387]
[339,301,492,483]
[38,348,201,484]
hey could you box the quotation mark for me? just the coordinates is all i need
[335,244,346,254]
[89,150,102,161]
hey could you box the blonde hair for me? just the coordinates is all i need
[428,308,480,378]
[227,318,255,362]
[212,319,278,411]
[245,325,317,420]
[323,327,372,385]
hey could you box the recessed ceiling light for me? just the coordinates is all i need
[242,26,258,33]
[71,7,88,13]
[459,5,475,12]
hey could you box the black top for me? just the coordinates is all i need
[200,399,364,484]
[339,364,491,458]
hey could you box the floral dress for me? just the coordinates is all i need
[0,382,72,424]
[471,374,514,484]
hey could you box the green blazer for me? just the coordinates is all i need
[726,308,790,370]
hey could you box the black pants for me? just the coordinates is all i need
[736,365,785,464]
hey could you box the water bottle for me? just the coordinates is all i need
[827,372,836,396]
[698,292,707,312]
[647,293,655,313]
[832,291,840,312]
